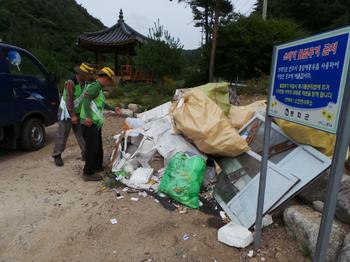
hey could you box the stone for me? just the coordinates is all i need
[128,103,142,113]
[339,232,350,262]
[336,179,350,224]
[312,200,324,213]
[121,109,134,118]
[283,205,346,261]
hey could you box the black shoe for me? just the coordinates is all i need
[54,155,64,167]
[83,173,102,181]
[96,166,105,172]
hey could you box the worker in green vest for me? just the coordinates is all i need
[52,62,96,166]
[80,67,121,181]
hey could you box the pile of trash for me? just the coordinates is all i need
[107,82,333,249]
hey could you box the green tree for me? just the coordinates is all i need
[215,16,304,82]
[171,0,234,82]
[134,21,185,91]
[0,0,105,80]
[254,0,350,33]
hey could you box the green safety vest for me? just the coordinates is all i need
[62,83,82,113]
[80,88,105,127]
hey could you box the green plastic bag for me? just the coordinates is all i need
[159,153,206,209]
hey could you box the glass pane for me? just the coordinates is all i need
[214,154,261,203]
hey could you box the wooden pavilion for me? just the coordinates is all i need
[78,9,150,82]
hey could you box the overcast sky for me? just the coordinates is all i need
[75,0,257,49]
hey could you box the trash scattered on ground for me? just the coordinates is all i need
[129,168,153,184]
[138,191,148,198]
[247,250,254,258]
[218,222,253,248]
[105,82,338,253]
[110,218,118,225]
[183,234,190,241]
[219,211,227,221]
[179,207,188,214]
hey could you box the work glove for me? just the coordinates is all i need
[71,114,79,125]
[84,117,93,127]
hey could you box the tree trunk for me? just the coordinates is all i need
[209,0,219,82]
[204,3,209,44]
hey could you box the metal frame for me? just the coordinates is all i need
[214,149,299,228]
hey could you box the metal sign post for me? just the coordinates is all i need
[314,66,350,261]
[254,47,276,250]
[254,27,350,259]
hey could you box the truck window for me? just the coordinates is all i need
[3,48,48,83]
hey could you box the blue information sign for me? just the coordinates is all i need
[268,27,350,133]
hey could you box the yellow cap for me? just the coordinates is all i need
[99,67,115,78]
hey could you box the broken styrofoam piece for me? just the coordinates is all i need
[131,197,139,202]
[110,218,118,225]
[247,250,254,258]
[137,102,172,122]
[129,168,154,184]
[218,222,253,248]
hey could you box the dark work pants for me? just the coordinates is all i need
[82,124,103,175]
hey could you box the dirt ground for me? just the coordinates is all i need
[0,115,308,262]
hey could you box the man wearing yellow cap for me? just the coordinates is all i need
[52,62,96,167]
[80,67,121,181]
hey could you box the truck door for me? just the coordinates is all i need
[2,48,52,125]
[0,48,16,126]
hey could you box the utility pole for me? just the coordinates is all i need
[262,0,267,20]
[209,3,219,83]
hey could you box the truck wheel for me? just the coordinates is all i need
[20,118,45,151]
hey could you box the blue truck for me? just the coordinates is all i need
[0,43,59,151]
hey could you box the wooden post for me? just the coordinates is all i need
[95,51,101,69]
[115,52,118,75]
[209,0,219,82]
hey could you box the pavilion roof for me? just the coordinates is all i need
[78,9,147,53]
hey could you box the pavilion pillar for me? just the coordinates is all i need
[95,51,101,69]
[115,52,119,75]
